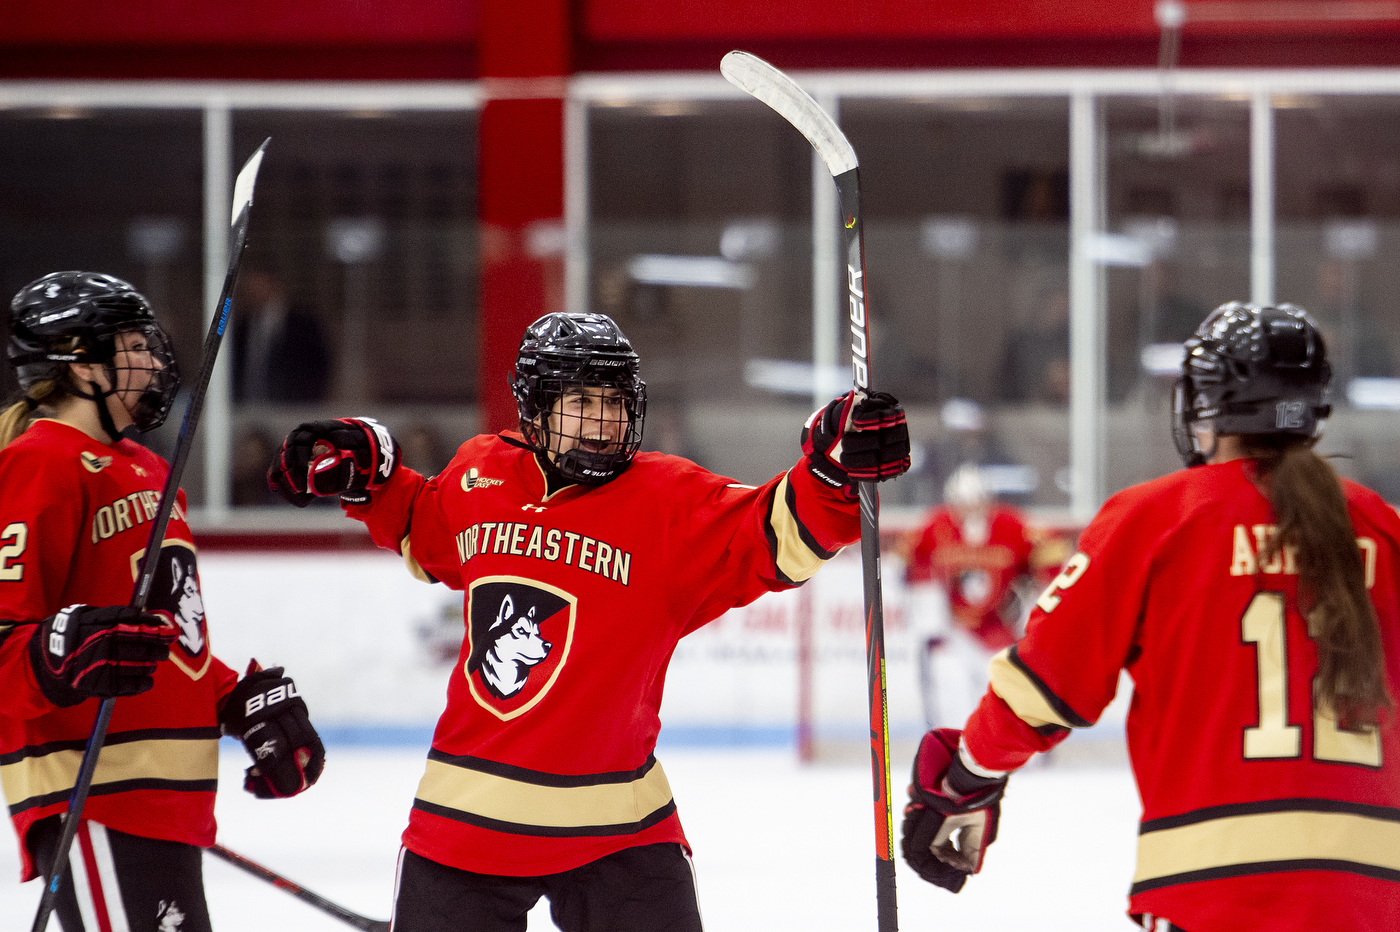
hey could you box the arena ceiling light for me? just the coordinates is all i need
[627,254,754,289]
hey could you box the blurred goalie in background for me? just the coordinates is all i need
[901,463,1067,730]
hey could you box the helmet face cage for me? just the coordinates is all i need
[511,312,648,485]
[7,271,182,431]
[1172,301,1331,467]
[522,374,647,484]
[109,322,181,431]
[1170,377,1211,468]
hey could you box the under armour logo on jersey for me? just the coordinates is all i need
[1276,400,1306,429]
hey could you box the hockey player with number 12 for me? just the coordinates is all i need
[269,311,912,931]
[0,272,325,932]
[901,302,1400,931]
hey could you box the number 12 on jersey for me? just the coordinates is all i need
[1241,591,1381,767]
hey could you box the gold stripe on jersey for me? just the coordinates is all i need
[987,645,1090,731]
[2,735,219,812]
[1132,803,1400,892]
[402,534,435,583]
[415,755,675,833]
[767,474,842,585]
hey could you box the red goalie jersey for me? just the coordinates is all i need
[904,506,1035,650]
[345,431,859,877]
[0,420,237,880]
[962,460,1400,931]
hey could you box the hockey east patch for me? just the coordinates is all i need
[464,577,576,720]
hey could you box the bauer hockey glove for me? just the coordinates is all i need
[801,390,912,492]
[218,661,325,799]
[267,417,398,507]
[27,605,176,707]
[900,727,1007,893]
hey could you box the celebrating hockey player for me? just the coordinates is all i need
[268,310,911,932]
[901,302,1400,931]
[0,272,325,932]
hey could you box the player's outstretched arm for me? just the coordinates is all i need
[901,727,1008,893]
[801,390,911,495]
[218,660,325,798]
[267,417,399,506]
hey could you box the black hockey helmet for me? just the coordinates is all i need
[511,312,647,484]
[1172,301,1331,467]
[8,271,181,432]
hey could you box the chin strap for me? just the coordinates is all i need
[1189,428,1218,468]
[80,378,127,445]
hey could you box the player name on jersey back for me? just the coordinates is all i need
[1230,522,1377,584]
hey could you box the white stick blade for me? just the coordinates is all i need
[721,51,857,177]
[229,138,270,226]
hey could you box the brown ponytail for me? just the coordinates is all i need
[1251,436,1392,728]
[0,380,60,449]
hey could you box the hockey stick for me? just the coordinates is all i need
[720,50,897,932]
[206,844,391,932]
[32,138,270,932]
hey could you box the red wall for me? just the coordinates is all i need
[6,0,1400,78]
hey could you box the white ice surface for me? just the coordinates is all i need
[1,744,1142,931]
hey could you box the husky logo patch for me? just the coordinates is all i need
[135,541,212,679]
[465,577,575,720]
[80,451,112,473]
[157,899,185,931]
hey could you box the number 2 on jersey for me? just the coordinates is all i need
[0,522,26,581]
[1241,591,1381,767]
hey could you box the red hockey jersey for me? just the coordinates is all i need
[904,506,1034,649]
[0,420,237,880]
[961,460,1400,930]
[345,431,860,876]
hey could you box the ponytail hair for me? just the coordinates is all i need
[0,380,60,449]
[1251,436,1392,728]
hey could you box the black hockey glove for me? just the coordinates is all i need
[218,661,325,799]
[27,605,176,707]
[801,390,912,492]
[901,727,1007,893]
[267,417,398,507]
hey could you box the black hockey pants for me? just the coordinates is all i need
[392,841,704,932]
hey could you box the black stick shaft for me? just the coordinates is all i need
[835,166,898,932]
[206,844,391,932]
[32,139,269,932]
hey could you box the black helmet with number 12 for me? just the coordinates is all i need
[8,271,181,434]
[511,312,647,484]
[1172,301,1331,467]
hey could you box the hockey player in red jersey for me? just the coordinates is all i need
[904,464,1036,729]
[268,311,912,932]
[0,272,325,932]
[902,302,1400,931]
